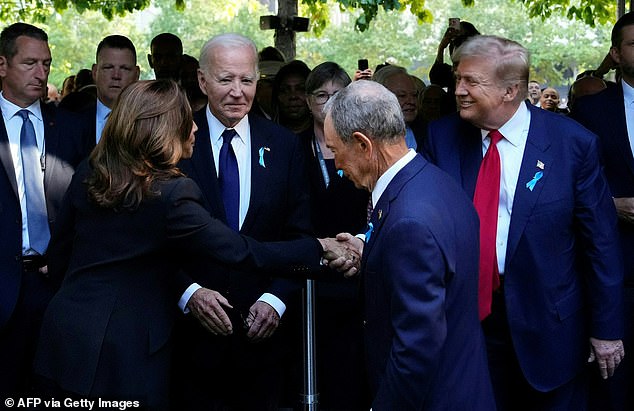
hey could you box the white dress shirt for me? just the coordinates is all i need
[479,102,531,275]
[0,92,46,254]
[95,99,111,144]
[179,107,285,317]
[621,79,634,158]
[372,149,417,209]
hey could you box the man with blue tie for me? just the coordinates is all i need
[323,80,495,410]
[570,12,634,411]
[0,23,91,398]
[82,35,140,145]
[425,35,625,410]
[171,33,312,410]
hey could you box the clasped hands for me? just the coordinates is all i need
[187,288,280,340]
[318,232,364,278]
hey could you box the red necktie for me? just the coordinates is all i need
[473,130,503,321]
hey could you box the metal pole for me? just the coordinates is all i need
[299,279,319,410]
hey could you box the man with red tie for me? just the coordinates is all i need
[425,35,625,410]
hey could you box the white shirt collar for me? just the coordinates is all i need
[622,79,634,106]
[206,105,249,145]
[0,92,42,122]
[480,102,530,147]
[372,149,417,208]
[96,98,111,120]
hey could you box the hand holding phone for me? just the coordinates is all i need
[449,17,460,31]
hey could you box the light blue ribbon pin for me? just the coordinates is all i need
[365,222,374,243]
[258,147,270,168]
[526,171,543,191]
[337,169,344,178]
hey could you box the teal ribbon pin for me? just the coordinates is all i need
[258,147,270,168]
[337,169,344,178]
[526,171,543,191]
[365,222,374,242]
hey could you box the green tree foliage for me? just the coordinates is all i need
[38,9,148,87]
[517,0,616,27]
[1,0,614,97]
[295,0,612,87]
[0,0,619,32]
[148,0,274,60]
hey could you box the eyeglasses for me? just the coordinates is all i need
[310,91,339,105]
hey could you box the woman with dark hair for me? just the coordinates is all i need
[33,80,348,410]
[272,59,312,133]
[292,62,370,410]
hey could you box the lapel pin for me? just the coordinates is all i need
[526,171,544,191]
[378,209,383,220]
[258,146,270,168]
[536,160,545,170]
[337,169,344,178]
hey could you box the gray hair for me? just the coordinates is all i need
[199,33,258,75]
[324,80,406,144]
[372,64,408,86]
[452,35,529,103]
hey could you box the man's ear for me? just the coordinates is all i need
[147,54,154,69]
[351,131,373,158]
[503,83,520,102]
[0,56,8,77]
[197,68,209,97]
[610,46,621,66]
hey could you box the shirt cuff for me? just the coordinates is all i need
[258,293,286,317]
[356,233,367,242]
[178,283,202,314]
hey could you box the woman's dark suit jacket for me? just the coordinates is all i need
[34,163,321,409]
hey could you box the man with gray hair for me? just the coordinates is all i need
[171,33,312,410]
[425,34,625,410]
[372,64,424,150]
[325,80,495,410]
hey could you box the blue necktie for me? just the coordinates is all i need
[18,109,50,255]
[219,128,240,231]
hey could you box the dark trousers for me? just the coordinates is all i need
[171,315,285,411]
[482,285,589,411]
[0,269,56,399]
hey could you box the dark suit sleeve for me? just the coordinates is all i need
[372,218,447,410]
[574,134,625,339]
[165,178,322,278]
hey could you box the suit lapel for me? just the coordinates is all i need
[41,104,59,193]
[191,109,225,219]
[241,117,269,233]
[505,107,553,265]
[459,123,483,199]
[607,87,634,177]
[0,111,18,199]
[361,155,425,268]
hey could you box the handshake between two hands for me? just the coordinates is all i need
[318,232,364,278]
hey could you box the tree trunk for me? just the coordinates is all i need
[274,0,297,60]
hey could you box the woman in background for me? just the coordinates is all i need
[291,62,370,410]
